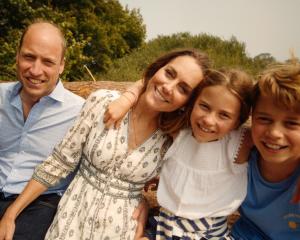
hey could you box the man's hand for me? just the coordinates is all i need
[0,213,16,240]
[132,198,149,240]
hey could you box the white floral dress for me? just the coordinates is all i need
[33,89,170,240]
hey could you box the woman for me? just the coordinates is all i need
[0,49,209,240]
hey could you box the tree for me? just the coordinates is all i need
[253,53,276,68]
[0,0,146,81]
[101,32,277,82]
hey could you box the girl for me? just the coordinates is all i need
[105,68,253,239]
[0,49,210,240]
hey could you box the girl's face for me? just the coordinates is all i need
[251,95,300,167]
[190,85,241,142]
[144,56,203,113]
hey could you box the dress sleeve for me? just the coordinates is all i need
[32,89,119,187]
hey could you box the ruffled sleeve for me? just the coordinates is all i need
[163,128,190,160]
[225,126,248,172]
[32,89,119,187]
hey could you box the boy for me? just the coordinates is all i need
[231,61,300,239]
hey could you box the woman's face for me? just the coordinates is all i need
[144,56,204,112]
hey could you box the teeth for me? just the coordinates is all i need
[199,125,213,133]
[29,78,43,84]
[265,143,282,150]
[155,88,169,102]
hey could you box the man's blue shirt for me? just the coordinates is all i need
[0,81,84,195]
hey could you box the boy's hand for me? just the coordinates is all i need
[291,177,300,204]
[132,198,149,240]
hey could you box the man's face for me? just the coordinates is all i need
[16,23,65,102]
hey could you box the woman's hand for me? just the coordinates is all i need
[132,198,149,240]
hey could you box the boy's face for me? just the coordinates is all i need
[251,95,300,166]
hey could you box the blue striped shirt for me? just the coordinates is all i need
[0,81,84,196]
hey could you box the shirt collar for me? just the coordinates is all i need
[46,80,65,103]
[11,82,22,98]
[11,80,66,103]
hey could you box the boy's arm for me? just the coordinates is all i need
[291,177,300,204]
[234,127,253,164]
[103,80,143,129]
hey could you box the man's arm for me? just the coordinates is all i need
[0,180,47,240]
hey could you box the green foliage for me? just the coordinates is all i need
[253,53,277,68]
[0,0,146,81]
[100,32,277,82]
[1,1,277,82]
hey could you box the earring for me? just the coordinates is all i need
[179,107,185,113]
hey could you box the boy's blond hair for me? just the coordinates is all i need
[253,59,300,111]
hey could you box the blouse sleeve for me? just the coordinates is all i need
[163,128,188,160]
[225,126,248,172]
[32,89,119,187]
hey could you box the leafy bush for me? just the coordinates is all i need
[1,2,277,82]
[100,32,276,82]
[0,0,146,81]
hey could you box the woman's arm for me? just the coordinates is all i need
[0,90,112,240]
[132,197,149,240]
[33,90,104,187]
[0,180,47,240]
[104,80,143,129]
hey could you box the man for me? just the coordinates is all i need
[0,20,84,239]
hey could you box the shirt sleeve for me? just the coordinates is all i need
[32,89,119,187]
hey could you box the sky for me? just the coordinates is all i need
[119,0,300,61]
